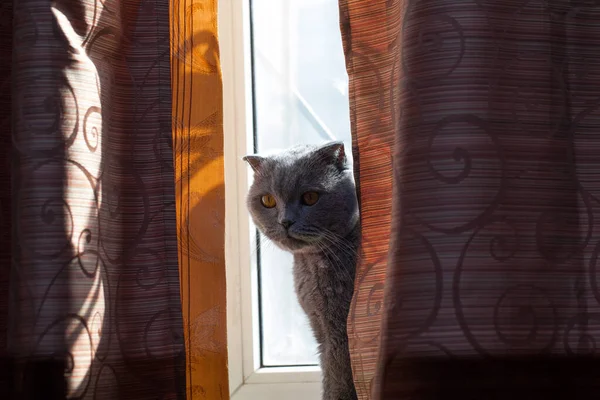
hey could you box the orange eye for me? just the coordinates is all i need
[302,191,319,206]
[260,194,277,208]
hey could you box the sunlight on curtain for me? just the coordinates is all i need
[3,0,186,398]
[337,1,398,398]
[341,0,600,398]
[170,0,229,398]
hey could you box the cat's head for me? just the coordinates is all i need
[243,141,359,254]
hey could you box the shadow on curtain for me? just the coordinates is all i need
[0,0,187,398]
[170,0,229,398]
[340,0,600,399]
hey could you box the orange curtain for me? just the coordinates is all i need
[338,1,398,398]
[170,0,229,398]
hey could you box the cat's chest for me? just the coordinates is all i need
[292,255,349,312]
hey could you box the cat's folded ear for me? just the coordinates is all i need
[242,155,266,174]
[316,141,347,170]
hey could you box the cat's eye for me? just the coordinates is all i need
[261,194,277,208]
[301,191,319,206]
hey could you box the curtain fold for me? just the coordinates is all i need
[338,1,398,398]
[1,0,187,398]
[341,0,600,398]
[170,0,229,398]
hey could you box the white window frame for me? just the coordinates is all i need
[220,0,322,399]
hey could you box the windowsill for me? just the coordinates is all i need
[231,366,322,400]
[231,382,321,400]
[246,366,321,384]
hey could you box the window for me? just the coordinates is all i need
[221,0,351,398]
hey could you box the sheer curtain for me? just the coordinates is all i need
[8,0,597,398]
[341,0,600,398]
[171,0,229,397]
[0,0,189,398]
[0,0,229,398]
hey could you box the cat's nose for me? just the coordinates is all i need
[280,219,295,229]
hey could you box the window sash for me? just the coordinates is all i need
[220,0,322,397]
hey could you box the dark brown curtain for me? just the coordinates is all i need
[341,0,600,398]
[0,0,186,398]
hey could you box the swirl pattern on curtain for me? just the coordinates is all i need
[340,0,600,398]
[1,0,186,398]
[170,0,229,398]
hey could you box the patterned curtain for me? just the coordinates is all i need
[341,0,600,399]
[337,1,396,398]
[170,0,229,398]
[0,0,192,398]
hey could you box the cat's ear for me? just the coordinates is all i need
[242,155,266,174]
[315,141,347,170]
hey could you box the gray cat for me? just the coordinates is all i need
[243,141,359,400]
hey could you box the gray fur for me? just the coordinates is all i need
[244,141,360,400]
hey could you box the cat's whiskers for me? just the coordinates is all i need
[250,232,279,259]
[317,228,359,259]
[316,232,359,282]
[318,241,347,272]
[305,229,354,280]
[318,239,355,284]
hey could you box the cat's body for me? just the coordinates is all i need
[244,142,359,400]
[293,223,359,400]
